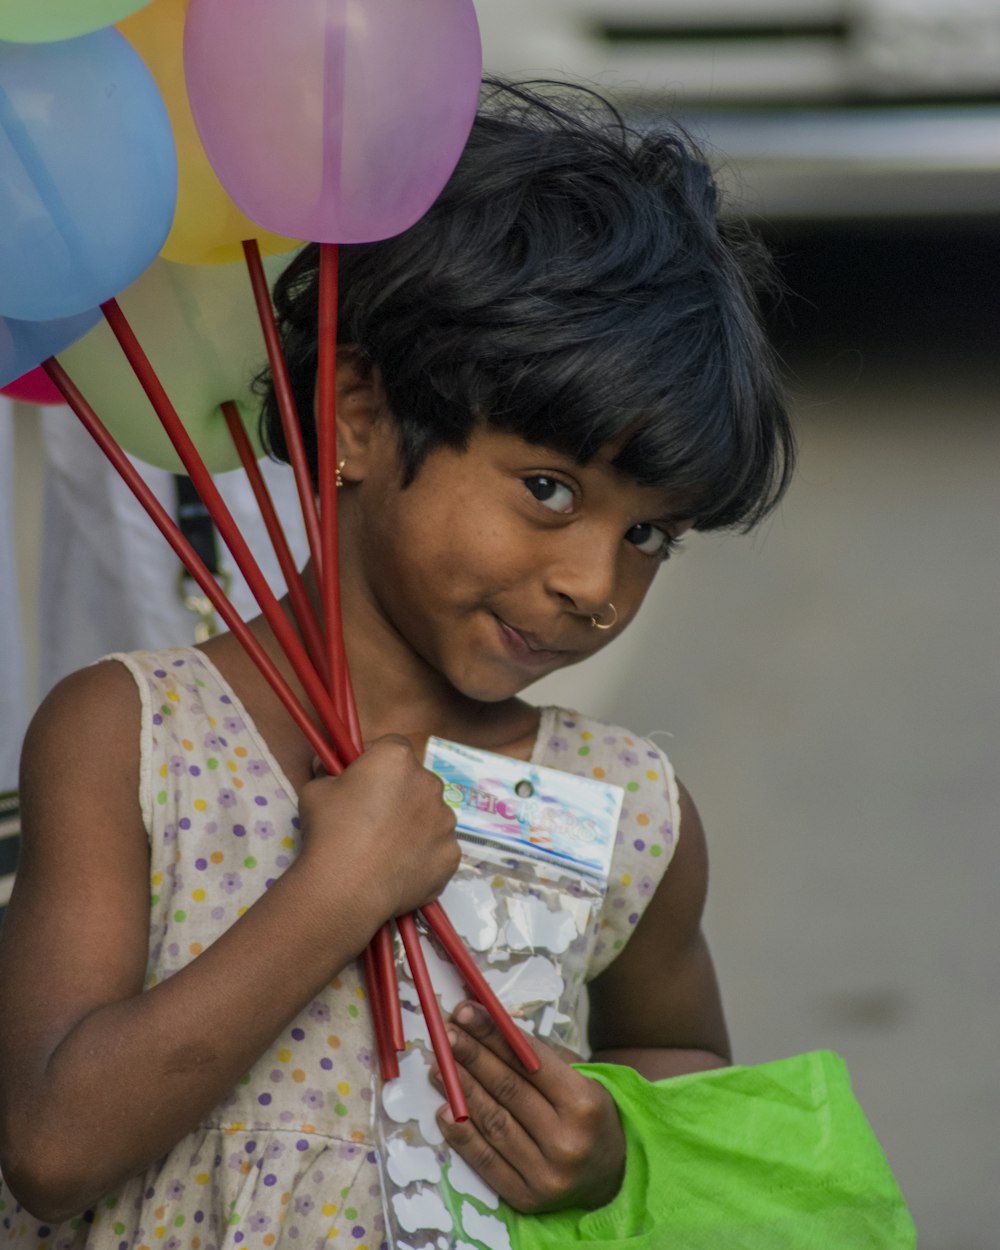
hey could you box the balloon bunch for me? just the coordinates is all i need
[0,0,538,1117]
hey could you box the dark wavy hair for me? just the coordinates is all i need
[259,79,793,531]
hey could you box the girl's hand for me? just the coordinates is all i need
[297,735,460,924]
[431,1000,626,1214]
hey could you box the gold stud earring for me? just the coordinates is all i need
[335,458,347,489]
[590,602,618,630]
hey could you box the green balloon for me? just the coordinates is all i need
[58,252,297,473]
[0,1,153,42]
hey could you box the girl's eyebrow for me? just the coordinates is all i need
[644,507,692,531]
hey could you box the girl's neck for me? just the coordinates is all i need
[342,602,540,759]
[198,558,542,796]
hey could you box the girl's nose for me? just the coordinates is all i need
[545,530,619,620]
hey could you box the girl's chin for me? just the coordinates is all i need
[450,675,530,705]
[446,656,570,706]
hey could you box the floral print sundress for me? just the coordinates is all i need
[1,647,681,1250]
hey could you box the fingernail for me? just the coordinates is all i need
[445,1027,459,1048]
[454,1003,475,1026]
[438,1104,455,1125]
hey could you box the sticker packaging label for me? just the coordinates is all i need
[425,735,623,883]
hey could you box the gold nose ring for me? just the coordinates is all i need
[591,602,618,630]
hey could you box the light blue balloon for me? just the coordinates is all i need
[0,306,102,386]
[0,29,177,320]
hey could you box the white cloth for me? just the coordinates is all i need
[37,407,310,693]
[0,399,27,792]
[0,403,309,791]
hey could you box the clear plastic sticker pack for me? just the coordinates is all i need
[376,737,625,1250]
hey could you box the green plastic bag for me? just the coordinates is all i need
[448,1051,916,1250]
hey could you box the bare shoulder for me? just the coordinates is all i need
[18,659,147,849]
[587,777,730,1057]
[1,658,151,1057]
[16,654,149,896]
[20,657,143,785]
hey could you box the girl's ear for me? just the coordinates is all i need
[328,350,388,481]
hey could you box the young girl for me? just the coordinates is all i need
[0,82,792,1248]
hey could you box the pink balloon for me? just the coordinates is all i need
[1,366,65,405]
[184,0,482,244]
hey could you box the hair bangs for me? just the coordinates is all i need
[259,79,793,528]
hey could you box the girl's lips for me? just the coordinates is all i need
[495,617,563,667]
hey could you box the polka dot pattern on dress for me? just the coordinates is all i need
[534,707,680,979]
[0,651,681,1250]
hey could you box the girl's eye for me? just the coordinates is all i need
[524,476,575,514]
[626,522,680,559]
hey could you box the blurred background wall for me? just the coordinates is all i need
[4,1,998,1243]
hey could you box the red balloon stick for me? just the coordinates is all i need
[316,242,361,747]
[40,357,343,779]
[398,914,469,1122]
[242,239,324,580]
[97,295,355,766]
[53,298,535,1105]
[221,400,329,684]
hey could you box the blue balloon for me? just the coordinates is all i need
[0,30,177,320]
[0,306,102,387]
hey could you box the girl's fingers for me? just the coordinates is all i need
[432,1051,620,1215]
[434,1058,561,1211]
[441,1001,628,1211]
[436,1099,537,1209]
[448,1001,579,1109]
[431,1037,543,1160]
[452,1000,546,1069]
[430,1010,555,1193]
[444,1010,556,1138]
[432,1004,627,1213]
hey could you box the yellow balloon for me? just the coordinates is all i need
[117,0,299,264]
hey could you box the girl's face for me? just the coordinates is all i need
[341,423,690,705]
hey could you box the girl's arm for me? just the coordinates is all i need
[433,779,729,1212]
[0,660,459,1223]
